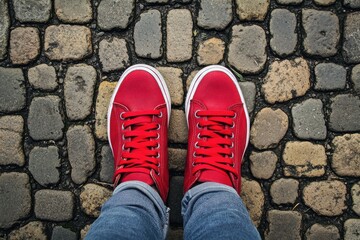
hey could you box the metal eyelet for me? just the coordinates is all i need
[197,133,201,139]
[232,113,237,119]
[195,110,200,118]
[230,142,234,148]
[122,135,126,140]
[230,122,235,128]
[120,112,125,120]
[155,143,160,149]
[156,152,160,158]
[157,171,160,176]
[196,122,201,129]
[156,133,160,140]
[156,124,161,130]
[122,123,125,130]
[195,141,200,148]
[157,163,161,167]
[193,152,197,158]
[231,133,234,139]
[122,144,126,150]
[158,112,163,118]
[230,152,234,158]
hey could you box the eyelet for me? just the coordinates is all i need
[122,135,126,140]
[157,163,161,167]
[156,124,161,130]
[232,113,237,119]
[192,162,195,166]
[232,163,235,168]
[157,171,160,176]
[156,133,160,140]
[230,122,235,128]
[195,110,200,118]
[230,142,234,148]
[196,122,201,129]
[122,144,126,150]
[230,133,234,139]
[120,112,125,120]
[156,152,160,158]
[195,141,200,148]
[197,133,201,139]
[158,112,163,118]
[193,152,197,158]
[230,152,234,158]
[122,123,125,130]
[155,143,160,149]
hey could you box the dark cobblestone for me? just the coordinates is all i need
[315,63,347,90]
[9,221,46,240]
[351,64,360,92]
[13,0,51,23]
[28,64,57,91]
[197,0,232,30]
[305,224,340,240]
[0,67,25,112]
[100,145,114,183]
[0,0,9,60]
[270,178,299,204]
[344,0,360,8]
[97,0,135,30]
[168,176,184,225]
[329,94,360,132]
[52,226,77,240]
[276,0,302,4]
[239,81,256,114]
[249,151,277,179]
[343,13,360,63]
[99,37,129,72]
[265,210,302,240]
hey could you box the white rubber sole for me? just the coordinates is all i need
[107,64,171,152]
[185,65,250,156]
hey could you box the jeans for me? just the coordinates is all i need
[86,181,261,240]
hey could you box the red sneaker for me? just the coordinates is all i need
[184,65,250,194]
[107,64,171,201]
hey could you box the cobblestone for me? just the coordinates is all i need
[291,98,326,140]
[67,125,95,184]
[329,94,360,132]
[0,116,24,166]
[239,81,256,114]
[314,0,336,5]
[35,190,74,221]
[277,0,302,4]
[99,37,129,72]
[332,133,360,177]
[249,151,277,179]
[95,81,117,140]
[8,222,46,240]
[13,0,51,23]
[250,108,288,149]
[303,180,347,216]
[351,182,360,216]
[283,141,326,177]
[0,68,25,112]
[80,184,112,217]
[344,219,360,240]
[343,13,360,63]
[235,0,269,21]
[55,0,92,23]
[197,0,232,30]
[0,0,9,60]
[169,148,186,171]
[97,0,135,30]
[186,70,199,91]
[167,9,193,62]
[10,27,40,65]
[168,177,184,224]
[302,9,339,57]
[52,226,77,240]
[240,178,264,227]
[197,38,225,65]
[28,64,57,91]
[64,64,97,120]
[80,225,91,239]
[100,145,114,183]
[315,63,347,90]
[305,224,340,240]
[262,58,310,103]
[29,146,60,186]
[228,24,266,74]
[270,178,299,204]
[270,9,297,56]
[28,96,64,140]
[265,210,302,240]
[157,67,184,106]
[169,109,188,143]
[45,25,92,61]
[134,10,162,59]
[344,0,360,8]
[0,172,31,228]
[351,64,360,92]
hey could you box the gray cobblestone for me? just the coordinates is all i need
[97,0,135,30]
[10,27,40,65]
[329,94,360,132]
[29,146,60,186]
[239,81,256,114]
[67,125,95,184]
[0,172,31,228]
[228,25,267,74]
[0,115,24,166]
[100,145,114,183]
[99,37,129,72]
[315,63,347,90]
[351,182,360,216]
[28,96,64,141]
[197,0,232,30]
[302,9,339,57]
[314,0,336,5]
[270,178,299,204]
[351,64,360,92]
[265,210,302,240]
[305,224,340,240]
[169,148,186,171]
[168,177,184,224]
[270,9,297,56]
[0,68,25,112]
[45,25,92,61]
[13,0,51,23]
[64,64,97,120]
[28,64,58,91]
[343,13,360,63]
[344,219,360,240]
[291,99,327,140]
[249,151,277,179]
[167,9,193,62]
[35,190,74,221]
[55,0,92,23]
[276,0,302,4]
[145,0,168,2]
[344,0,360,8]
[134,10,162,59]
[52,226,77,240]
[0,0,9,60]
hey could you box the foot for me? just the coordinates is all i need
[184,65,250,194]
[107,64,171,201]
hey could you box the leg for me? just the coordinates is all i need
[86,181,169,240]
[182,182,261,240]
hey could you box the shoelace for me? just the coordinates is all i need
[115,110,162,177]
[192,110,237,177]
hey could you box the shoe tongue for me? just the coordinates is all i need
[198,170,233,187]
[121,173,154,185]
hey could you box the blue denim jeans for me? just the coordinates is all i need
[86,181,261,240]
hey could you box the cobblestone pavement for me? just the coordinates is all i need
[0,0,360,239]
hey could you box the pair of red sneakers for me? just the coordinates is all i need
[107,64,250,202]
